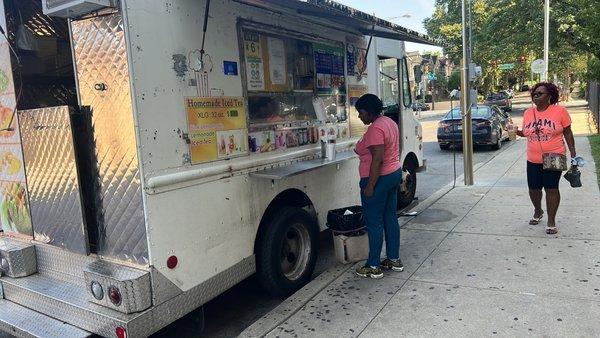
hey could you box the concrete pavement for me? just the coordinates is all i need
[241,136,600,337]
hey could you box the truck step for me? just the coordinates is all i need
[1,274,135,337]
[0,299,91,338]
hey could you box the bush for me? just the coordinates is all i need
[424,94,433,103]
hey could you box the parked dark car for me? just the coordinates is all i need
[484,92,512,111]
[411,102,430,111]
[520,84,530,92]
[437,105,511,150]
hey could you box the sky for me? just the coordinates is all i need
[335,0,443,53]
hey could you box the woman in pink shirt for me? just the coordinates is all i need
[353,94,403,279]
[516,82,577,234]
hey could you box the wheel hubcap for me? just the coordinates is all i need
[401,171,414,198]
[280,223,311,281]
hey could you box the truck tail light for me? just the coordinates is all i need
[116,326,127,338]
[108,286,122,306]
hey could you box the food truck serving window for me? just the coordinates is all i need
[241,28,349,154]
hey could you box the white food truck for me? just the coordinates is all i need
[0,0,433,336]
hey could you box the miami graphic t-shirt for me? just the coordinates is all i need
[521,105,571,164]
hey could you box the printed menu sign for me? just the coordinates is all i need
[185,97,248,164]
[267,37,286,85]
[0,3,33,237]
[244,31,265,91]
[313,43,346,94]
[346,36,368,78]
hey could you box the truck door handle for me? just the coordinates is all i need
[94,83,108,91]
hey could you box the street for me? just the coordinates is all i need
[154,98,529,337]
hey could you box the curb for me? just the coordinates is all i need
[238,140,520,337]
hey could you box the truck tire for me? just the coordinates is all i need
[257,207,318,297]
[397,159,417,210]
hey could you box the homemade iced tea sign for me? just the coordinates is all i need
[185,97,248,164]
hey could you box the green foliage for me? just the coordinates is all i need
[424,0,600,89]
[589,134,600,186]
[447,68,461,90]
[587,57,600,81]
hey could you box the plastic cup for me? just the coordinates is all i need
[508,125,517,141]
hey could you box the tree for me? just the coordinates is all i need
[423,0,600,90]
[447,68,461,91]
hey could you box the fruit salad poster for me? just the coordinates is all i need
[185,97,248,164]
[0,6,33,237]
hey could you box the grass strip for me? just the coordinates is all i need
[589,134,600,186]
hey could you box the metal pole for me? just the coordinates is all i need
[543,0,550,81]
[461,0,474,185]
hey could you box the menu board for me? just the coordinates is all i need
[0,4,33,237]
[313,43,345,94]
[243,30,288,92]
[185,97,248,164]
[244,31,265,91]
[346,36,368,78]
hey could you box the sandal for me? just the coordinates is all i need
[529,212,544,225]
[545,226,558,235]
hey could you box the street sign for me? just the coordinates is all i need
[499,63,515,70]
[531,59,545,74]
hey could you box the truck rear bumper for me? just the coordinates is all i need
[0,297,92,338]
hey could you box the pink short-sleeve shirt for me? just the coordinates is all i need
[522,105,571,164]
[354,116,401,178]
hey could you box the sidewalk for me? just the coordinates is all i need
[241,137,600,337]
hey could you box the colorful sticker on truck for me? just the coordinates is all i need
[0,15,33,236]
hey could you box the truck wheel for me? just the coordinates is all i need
[257,207,318,297]
[397,159,417,210]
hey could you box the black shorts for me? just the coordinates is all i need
[527,161,561,190]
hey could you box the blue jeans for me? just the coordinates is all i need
[359,169,402,267]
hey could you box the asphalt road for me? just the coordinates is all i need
[153,100,529,338]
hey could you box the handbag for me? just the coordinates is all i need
[533,109,568,171]
[563,166,582,187]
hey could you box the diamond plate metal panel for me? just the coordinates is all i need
[0,299,92,338]
[71,14,148,265]
[34,241,97,284]
[18,107,89,255]
[1,273,131,338]
[83,260,151,313]
[0,251,254,337]
[0,239,37,278]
